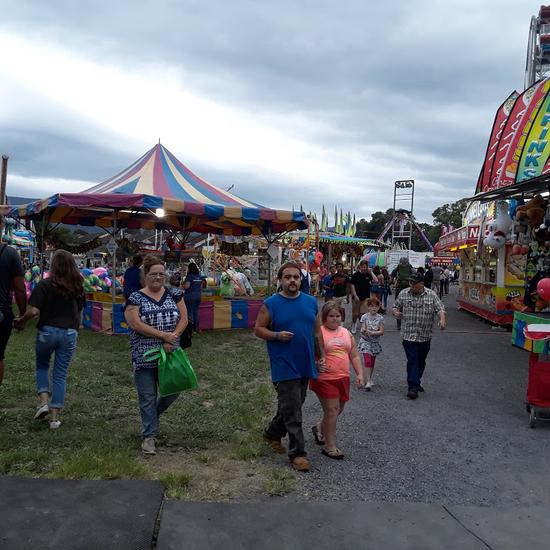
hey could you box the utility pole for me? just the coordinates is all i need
[0,155,8,204]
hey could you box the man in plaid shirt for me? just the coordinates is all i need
[392,271,446,399]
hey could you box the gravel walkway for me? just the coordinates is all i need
[296,287,550,506]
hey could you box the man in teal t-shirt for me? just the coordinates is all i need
[255,261,325,472]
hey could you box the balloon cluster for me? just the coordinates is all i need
[81,267,121,293]
[24,265,47,298]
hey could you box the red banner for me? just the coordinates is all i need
[476,91,518,194]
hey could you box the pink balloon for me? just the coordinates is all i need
[537,278,550,301]
[93,267,107,276]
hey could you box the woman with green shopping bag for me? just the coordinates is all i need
[124,255,188,455]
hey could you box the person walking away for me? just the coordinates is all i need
[390,257,413,329]
[358,297,384,391]
[322,265,337,302]
[298,260,311,295]
[431,265,443,297]
[0,214,27,385]
[15,250,84,429]
[370,266,385,308]
[381,267,391,310]
[123,255,144,300]
[309,301,363,460]
[254,261,325,472]
[124,255,188,455]
[392,271,445,400]
[349,260,376,334]
[183,263,203,333]
[443,268,451,295]
[423,265,433,290]
[331,262,350,322]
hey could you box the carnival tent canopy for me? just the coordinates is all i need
[10,144,308,236]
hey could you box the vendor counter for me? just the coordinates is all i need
[82,293,264,334]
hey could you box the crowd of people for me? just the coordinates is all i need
[1,211,446,466]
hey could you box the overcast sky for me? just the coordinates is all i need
[0,0,543,223]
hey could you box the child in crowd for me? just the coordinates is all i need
[358,297,385,391]
[310,301,363,460]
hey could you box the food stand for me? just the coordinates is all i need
[436,201,527,324]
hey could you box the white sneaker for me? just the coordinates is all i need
[34,403,49,420]
[49,420,61,429]
[350,323,357,334]
[141,437,156,455]
[365,381,373,391]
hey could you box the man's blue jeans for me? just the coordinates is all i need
[35,325,78,408]
[402,339,431,392]
[134,367,179,438]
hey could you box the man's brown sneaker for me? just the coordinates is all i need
[263,435,286,454]
[291,456,310,472]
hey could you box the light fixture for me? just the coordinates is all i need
[156,208,165,217]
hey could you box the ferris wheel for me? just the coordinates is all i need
[525,6,550,89]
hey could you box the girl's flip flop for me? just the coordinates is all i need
[311,426,325,446]
[321,448,345,460]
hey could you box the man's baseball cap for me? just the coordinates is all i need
[408,271,424,283]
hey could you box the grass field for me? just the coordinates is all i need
[0,324,297,500]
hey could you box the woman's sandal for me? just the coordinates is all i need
[311,426,325,446]
[321,448,345,460]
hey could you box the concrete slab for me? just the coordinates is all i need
[448,504,550,550]
[0,475,164,550]
[156,501,485,550]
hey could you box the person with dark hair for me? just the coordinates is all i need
[349,260,377,334]
[254,261,325,472]
[123,255,144,300]
[15,249,85,429]
[381,267,391,309]
[124,255,188,455]
[183,262,203,333]
[331,262,349,322]
[0,215,27,385]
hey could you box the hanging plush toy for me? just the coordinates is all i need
[483,201,512,249]
[219,271,235,297]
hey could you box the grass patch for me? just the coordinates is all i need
[0,322,294,500]
[161,472,193,499]
[262,468,297,497]
[51,447,149,480]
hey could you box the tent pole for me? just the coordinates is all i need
[111,214,118,334]
[39,214,47,279]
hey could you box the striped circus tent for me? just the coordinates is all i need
[10,144,308,236]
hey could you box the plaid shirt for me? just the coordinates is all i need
[394,287,444,342]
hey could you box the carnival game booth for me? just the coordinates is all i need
[435,201,528,325]
[10,143,308,333]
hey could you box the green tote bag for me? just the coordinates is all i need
[143,346,199,396]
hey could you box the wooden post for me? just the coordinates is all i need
[0,155,8,204]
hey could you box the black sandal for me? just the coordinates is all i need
[321,448,345,460]
[311,426,325,446]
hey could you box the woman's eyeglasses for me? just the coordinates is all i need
[147,272,166,279]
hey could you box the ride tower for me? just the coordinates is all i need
[377,179,434,251]
[525,5,550,89]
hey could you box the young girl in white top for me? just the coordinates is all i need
[358,297,384,391]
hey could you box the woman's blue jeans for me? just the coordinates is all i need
[134,367,179,438]
[35,325,78,408]
[184,298,201,331]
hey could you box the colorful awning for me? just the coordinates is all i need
[10,144,308,236]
